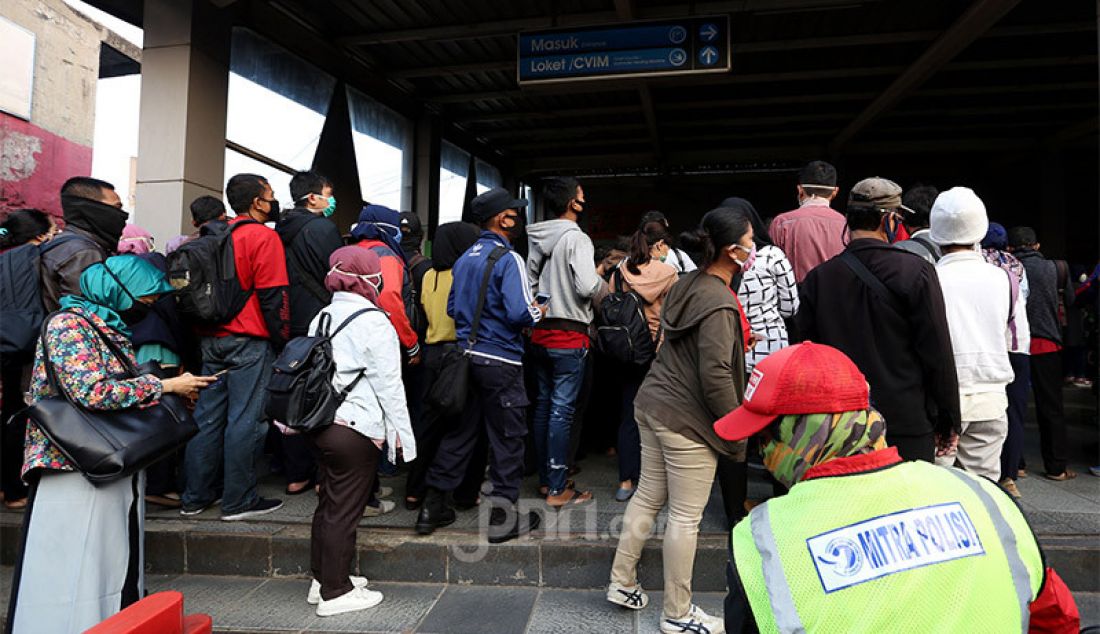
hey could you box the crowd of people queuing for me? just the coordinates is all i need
[0,161,1094,633]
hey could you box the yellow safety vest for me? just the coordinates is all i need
[732,461,1043,633]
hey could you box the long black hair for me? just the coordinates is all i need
[626,221,669,275]
[679,206,752,267]
[719,197,771,247]
[0,208,52,249]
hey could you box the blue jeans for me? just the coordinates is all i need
[183,336,273,514]
[532,346,588,495]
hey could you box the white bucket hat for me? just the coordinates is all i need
[929,187,988,246]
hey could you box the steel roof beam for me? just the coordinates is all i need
[827,0,1025,154]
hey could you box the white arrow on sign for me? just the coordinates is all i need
[700,24,718,42]
[699,46,718,65]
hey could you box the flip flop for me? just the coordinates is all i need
[546,488,593,509]
[1044,470,1078,482]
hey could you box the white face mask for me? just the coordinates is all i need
[328,264,383,291]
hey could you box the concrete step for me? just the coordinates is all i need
[2,510,1096,593]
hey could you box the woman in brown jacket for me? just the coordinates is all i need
[612,221,678,502]
[607,206,754,634]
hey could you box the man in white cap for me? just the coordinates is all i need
[930,187,1019,485]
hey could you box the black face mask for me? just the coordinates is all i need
[61,194,128,252]
[401,232,423,256]
[119,301,152,326]
[261,199,281,224]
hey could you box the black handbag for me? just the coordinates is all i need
[425,246,508,416]
[21,311,198,484]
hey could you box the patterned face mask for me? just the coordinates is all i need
[761,409,887,488]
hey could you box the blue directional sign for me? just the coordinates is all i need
[518,16,730,84]
[699,46,719,66]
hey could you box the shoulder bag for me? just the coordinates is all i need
[20,311,198,484]
[425,246,508,416]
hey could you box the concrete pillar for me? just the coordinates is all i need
[413,113,440,240]
[133,0,230,248]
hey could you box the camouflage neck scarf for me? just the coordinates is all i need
[762,409,887,489]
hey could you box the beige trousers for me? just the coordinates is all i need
[936,413,1009,480]
[610,408,718,619]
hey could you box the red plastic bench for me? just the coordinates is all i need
[83,591,212,634]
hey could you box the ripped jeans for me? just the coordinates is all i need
[532,346,588,496]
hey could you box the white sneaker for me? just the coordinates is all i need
[363,499,396,517]
[661,604,725,634]
[606,582,649,610]
[307,576,369,605]
[315,586,383,617]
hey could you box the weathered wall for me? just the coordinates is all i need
[0,0,106,218]
[2,0,102,145]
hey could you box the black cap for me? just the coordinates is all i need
[399,211,422,235]
[470,188,527,223]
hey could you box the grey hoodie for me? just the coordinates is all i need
[526,218,603,326]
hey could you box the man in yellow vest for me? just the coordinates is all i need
[713,342,1080,633]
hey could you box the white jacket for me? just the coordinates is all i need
[936,251,1015,396]
[308,292,417,463]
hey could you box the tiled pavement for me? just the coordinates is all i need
[0,568,1096,633]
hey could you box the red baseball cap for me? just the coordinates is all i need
[714,342,869,441]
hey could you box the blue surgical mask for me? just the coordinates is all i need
[323,196,337,218]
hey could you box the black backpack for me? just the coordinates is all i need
[0,243,46,360]
[367,244,422,339]
[596,267,657,365]
[167,219,257,325]
[264,307,379,432]
[2,233,105,359]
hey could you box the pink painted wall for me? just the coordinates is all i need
[1,113,94,225]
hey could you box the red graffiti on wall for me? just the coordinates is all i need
[1,113,93,224]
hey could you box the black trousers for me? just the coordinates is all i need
[716,456,747,530]
[1000,353,1030,481]
[426,356,528,503]
[0,359,28,501]
[1030,351,1069,475]
[310,424,380,601]
[888,432,935,463]
[617,363,648,484]
[406,344,486,502]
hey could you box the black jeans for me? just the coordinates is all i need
[426,356,529,503]
[310,424,380,601]
[1030,351,1069,474]
[1000,353,1030,481]
[617,363,649,484]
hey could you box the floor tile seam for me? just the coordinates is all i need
[521,587,544,634]
[410,580,447,633]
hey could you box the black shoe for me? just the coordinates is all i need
[454,497,480,511]
[221,497,283,521]
[415,488,455,535]
[488,508,541,544]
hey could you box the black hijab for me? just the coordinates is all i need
[432,222,481,271]
[719,196,772,247]
[61,194,128,253]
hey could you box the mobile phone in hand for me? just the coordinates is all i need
[536,292,551,306]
